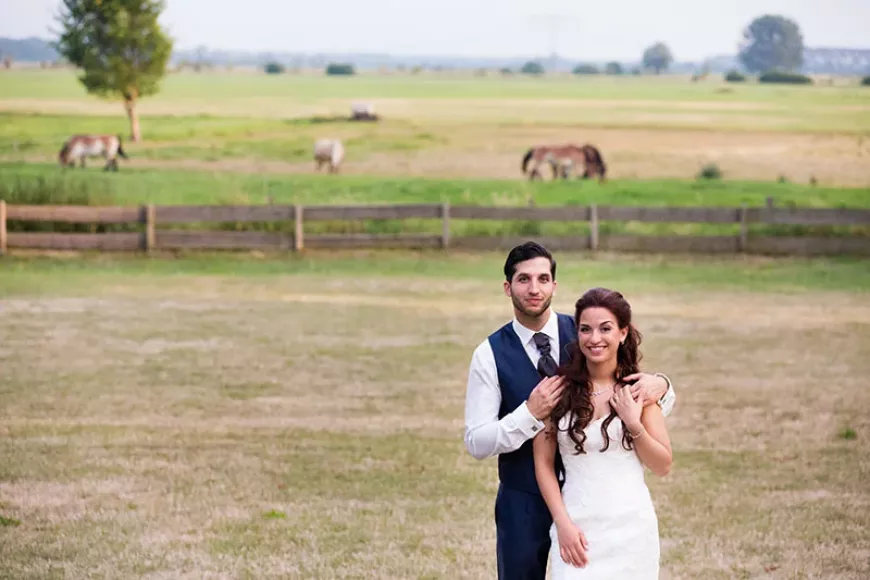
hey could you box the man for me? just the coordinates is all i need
[464,241,676,580]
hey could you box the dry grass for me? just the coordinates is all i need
[1,265,869,579]
[5,124,870,186]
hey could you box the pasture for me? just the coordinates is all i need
[1,252,869,579]
[0,67,869,578]
[1,70,870,185]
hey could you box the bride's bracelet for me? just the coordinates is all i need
[629,426,646,440]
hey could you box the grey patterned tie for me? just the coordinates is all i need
[533,332,558,377]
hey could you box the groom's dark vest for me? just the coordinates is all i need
[489,313,576,495]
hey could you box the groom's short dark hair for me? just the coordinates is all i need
[503,241,557,282]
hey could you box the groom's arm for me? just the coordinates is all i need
[626,372,676,417]
[464,341,544,460]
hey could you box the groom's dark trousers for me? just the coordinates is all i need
[495,484,553,580]
[488,313,575,580]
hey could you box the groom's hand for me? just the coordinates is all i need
[527,376,566,420]
[623,372,668,407]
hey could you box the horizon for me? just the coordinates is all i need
[4,0,870,62]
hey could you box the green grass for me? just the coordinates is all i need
[2,163,867,238]
[2,252,870,297]
[0,112,441,161]
[2,70,869,134]
[3,69,869,105]
[2,162,867,208]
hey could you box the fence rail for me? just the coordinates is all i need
[1,201,868,257]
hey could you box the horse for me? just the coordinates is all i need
[350,102,379,122]
[58,134,128,171]
[313,138,345,173]
[521,144,607,182]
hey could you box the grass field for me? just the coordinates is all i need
[1,67,869,579]
[1,252,869,579]
[1,70,869,185]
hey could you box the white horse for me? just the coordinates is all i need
[313,138,344,173]
[58,134,128,171]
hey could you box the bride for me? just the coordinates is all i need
[533,287,673,579]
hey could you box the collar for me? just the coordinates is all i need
[512,309,559,348]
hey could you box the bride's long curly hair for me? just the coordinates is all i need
[550,287,643,455]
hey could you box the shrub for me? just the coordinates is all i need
[604,61,623,75]
[696,163,723,180]
[572,63,600,75]
[758,71,812,85]
[725,69,746,83]
[263,62,284,75]
[861,76,870,86]
[325,63,355,76]
[520,61,545,76]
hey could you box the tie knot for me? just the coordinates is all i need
[533,332,551,354]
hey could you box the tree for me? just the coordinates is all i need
[263,62,285,75]
[738,15,804,73]
[572,63,600,75]
[54,0,173,142]
[642,42,673,74]
[520,61,545,76]
[193,45,209,73]
[604,61,624,75]
[325,63,355,76]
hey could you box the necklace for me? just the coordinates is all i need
[590,381,617,397]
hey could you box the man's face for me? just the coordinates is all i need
[503,257,556,319]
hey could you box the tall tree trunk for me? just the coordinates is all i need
[124,98,141,142]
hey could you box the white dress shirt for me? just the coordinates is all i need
[463,310,676,460]
[464,312,561,460]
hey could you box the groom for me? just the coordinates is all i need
[463,241,676,579]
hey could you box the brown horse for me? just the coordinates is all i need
[521,144,607,182]
[58,134,128,171]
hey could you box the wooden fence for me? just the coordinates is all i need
[1,200,869,257]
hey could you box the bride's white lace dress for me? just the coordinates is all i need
[549,415,660,579]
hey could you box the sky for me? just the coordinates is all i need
[3,0,870,61]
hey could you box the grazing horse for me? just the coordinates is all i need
[313,138,345,173]
[521,144,607,182]
[58,134,128,171]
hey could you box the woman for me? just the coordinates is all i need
[533,287,672,579]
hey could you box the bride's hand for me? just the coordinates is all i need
[610,383,642,432]
[556,517,589,568]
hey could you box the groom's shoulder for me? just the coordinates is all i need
[471,321,513,355]
[556,311,575,324]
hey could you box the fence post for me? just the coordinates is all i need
[0,200,7,256]
[738,204,748,253]
[144,204,156,253]
[294,204,304,252]
[441,201,450,249]
[589,204,599,251]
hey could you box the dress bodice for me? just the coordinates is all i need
[557,414,649,514]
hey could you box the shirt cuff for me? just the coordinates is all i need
[655,373,676,417]
[514,401,546,437]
